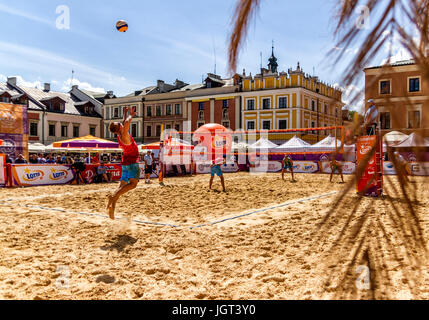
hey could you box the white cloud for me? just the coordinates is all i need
[334,83,365,114]
[62,78,105,93]
[0,3,52,26]
[0,41,143,95]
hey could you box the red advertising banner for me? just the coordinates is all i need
[357,136,382,196]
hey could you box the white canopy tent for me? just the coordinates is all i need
[249,137,278,150]
[28,143,48,153]
[274,135,311,152]
[308,135,354,152]
[382,131,408,145]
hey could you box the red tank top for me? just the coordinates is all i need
[117,134,139,165]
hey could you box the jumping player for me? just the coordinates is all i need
[282,154,295,181]
[106,107,139,220]
[330,156,344,183]
[209,155,226,192]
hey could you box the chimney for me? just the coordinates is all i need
[7,77,17,86]
[72,85,78,90]
[107,90,113,95]
[44,83,51,92]
[157,80,165,92]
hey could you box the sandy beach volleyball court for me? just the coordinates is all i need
[0,172,428,300]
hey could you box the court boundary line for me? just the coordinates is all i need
[0,191,337,230]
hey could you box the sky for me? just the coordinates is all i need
[0,0,412,113]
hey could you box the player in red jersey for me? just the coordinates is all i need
[106,107,140,220]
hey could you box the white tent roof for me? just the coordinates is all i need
[28,143,47,153]
[249,137,278,149]
[383,131,408,144]
[231,141,249,150]
[275,135,311,149]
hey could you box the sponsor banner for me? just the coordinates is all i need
[192,146,208,162]
[0,103,28,135]
[195,162,239,174]
[293,161,319,173]
[251,161,282,173]
[409,162,429,176]
[82,164,123,184]
[383,161,397,175]
[356,136,380,196]
[12,164,74,187]
[320,161,356,174]
[0,154,5,186]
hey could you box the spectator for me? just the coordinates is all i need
[15,154,27,164]
[144,151,153,184]
[92,153,100,165]
[71,160,86,185]
[38,153,46,164]
[65,156,75,165]
[84,155,91,164]
[96,162,111,183]
[5,154,12,164]
[61,153,67,163]
[29,154,38,164]
[46,155,56,164]
[56,156,64,164]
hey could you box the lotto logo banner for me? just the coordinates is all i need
[293,161,319,173]
[0,103,28,135]
[12,165,74,186]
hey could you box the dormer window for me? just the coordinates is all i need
[222,100,229,108]
[40,96,66,112]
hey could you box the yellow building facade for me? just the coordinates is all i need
[241,62,344,144]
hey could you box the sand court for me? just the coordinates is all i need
[0,173,428,300]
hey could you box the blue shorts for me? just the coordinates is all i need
[120,163,140,183]
[284,162,292,170]
[211,165,223,177]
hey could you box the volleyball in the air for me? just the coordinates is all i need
[116,20,128,32]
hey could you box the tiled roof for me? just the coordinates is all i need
[20,86,100,117]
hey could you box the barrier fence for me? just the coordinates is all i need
[2,160,428,188]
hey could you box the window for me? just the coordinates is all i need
[131,123,137,137]
[198,110,204,120]
[147,126,152,137]
[247,121,255,130]
[279,120,288,129]
[197,122,205,128]
[222,100,229,108]
[409,78,420,92]
[262,98,271,109]
[89,126,96,136]
[262,121,271,130]
[156,125,161,137]
[222,122,230,128]
[247,99,255,110]
[105,124,110,138]
[166,105,172,116]
[1,96,9,103]
[175,124,180,132]
[311,121,315,134]
[30,122,38,137]
[335,108,338,117]
[132,106,137,114]
[311,101,315,112]
[61,124,68,137]
[156,106,162,116]
[222,109,229,120]
[175,104,181,115]
[73,126,79,138]
[380,80,391,94]
[166,124,171,130]
[198,102,205,110]
[325,104,328,114]
[408,110,421,128]
[114,107,119,118]
[279,97,288,109]
[147,106,152,117]
[380,112,391,129]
